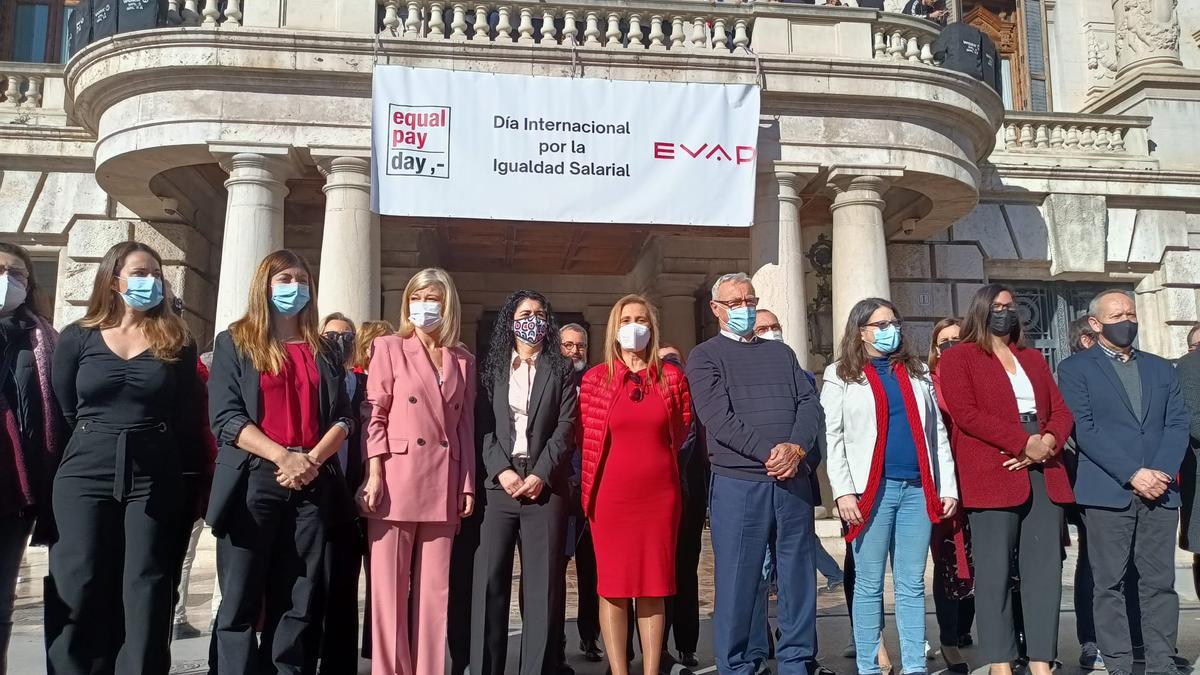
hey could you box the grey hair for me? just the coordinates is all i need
[560,323,588,343]
[1088,289,1135,317]
[711,272,753,300]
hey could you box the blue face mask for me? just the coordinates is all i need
[725,306,757,336]
[120,276,163,311]
[271,283,310,316]
[872,325,901,354]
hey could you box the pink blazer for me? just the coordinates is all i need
[365,334,476,523]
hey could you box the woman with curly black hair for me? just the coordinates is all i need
[471,290,578,675]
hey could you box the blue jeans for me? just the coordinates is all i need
[851,479,932,675]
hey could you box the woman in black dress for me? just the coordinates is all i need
[0,243,64,673]
[45,242,204,675]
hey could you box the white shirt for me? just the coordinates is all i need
[1006,359,1038,415]
[509,350,538,458]
[720,329,754,343]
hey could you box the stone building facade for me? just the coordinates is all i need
[1,0,1199,374]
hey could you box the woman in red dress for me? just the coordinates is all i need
[579,294,691,675]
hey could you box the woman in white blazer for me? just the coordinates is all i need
[822,297,958,675]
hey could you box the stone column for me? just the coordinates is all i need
[751,168,819,369]
[827,166,902,347]
[316,155,380,324]
[211,145,299,332]
[656,274,705,357]
[1112,0,1182,76]
[584,305,612,366]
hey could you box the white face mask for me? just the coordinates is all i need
[0,276,27,316]
[617,322,651,351]
[409,301,442,330]
[759,329,783,341]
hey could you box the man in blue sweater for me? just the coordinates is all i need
[686,273,824,675]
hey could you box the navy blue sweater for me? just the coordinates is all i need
[685,335,823,482]
[871,357,920,480]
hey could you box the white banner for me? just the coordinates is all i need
[371,67,760,227]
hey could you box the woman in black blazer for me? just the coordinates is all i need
[206,250,355,674]
[471,289,577,675]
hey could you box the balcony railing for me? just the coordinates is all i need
[0,63,67,124]
[997,112,1154,157]
[68,0,942,66]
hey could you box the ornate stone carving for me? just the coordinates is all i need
[1113,0,1181,72]
[1086,30,1118,82]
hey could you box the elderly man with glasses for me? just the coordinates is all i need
[685,273,825,675]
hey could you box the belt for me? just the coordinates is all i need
[1018,412,1038,423]
[77,421,168,501]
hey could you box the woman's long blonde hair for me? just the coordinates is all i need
[78,242,189,362]
[603,294,666,388]
[229,250,323,375]
[397,268,461,348]
[354,320,396,371]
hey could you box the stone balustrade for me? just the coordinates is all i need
[1,64,58,107]
[378,0,754,51]
[871,13,938,65]
[998,112,1153,156]
[164,0,242,26]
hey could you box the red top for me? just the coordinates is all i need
[259,343,321,449]
[579,359,691,518]
[937,342,1075,509]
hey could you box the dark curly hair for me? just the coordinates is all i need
[481,290,568,399]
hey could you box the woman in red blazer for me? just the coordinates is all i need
[938,284,1074,675]
[579,294,691,675]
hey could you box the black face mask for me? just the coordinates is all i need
[662,354,683,368]
[938,339,960,352]
[988,309,1018,336]
[1100,320,1138,349]
[325,332,355,363]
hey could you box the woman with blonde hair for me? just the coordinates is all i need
[206,249,356,674]
[578,294,691,675]
[352,321,396,373]
[358,267,476,675]
[47,241,205,674]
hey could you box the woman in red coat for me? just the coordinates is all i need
[579,294,691,675]
[938,284,1074,675]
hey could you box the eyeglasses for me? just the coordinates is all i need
[863,320,902,330]
[992,302,1016,312]
[628,371,645,402]
[561,342,586,351]
[754,324,782,334]
[0,266,28,284]
[713,296,759,310]
[323,331,354,341]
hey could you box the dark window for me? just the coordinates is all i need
[1,0,74,64]
[1008,281,1134,370]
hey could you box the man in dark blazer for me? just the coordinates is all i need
[1057,289,1190,675]
[471,291,578,675]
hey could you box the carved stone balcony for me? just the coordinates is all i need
[0,63,68,126]
[61,0,1002,237]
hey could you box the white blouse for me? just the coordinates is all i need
[1006,358,1038,415]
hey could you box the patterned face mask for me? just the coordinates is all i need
[513,316,549,346]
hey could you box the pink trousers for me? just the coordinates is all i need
[367,519,457,675]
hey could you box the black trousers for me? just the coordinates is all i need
[45,425,187,675]
[574,523,600,644]
[303,516,364,675]
[471,487,568,675]
[209,460,327,675]
[448,508,483,675]
[667,494,706,655]
[1073,518,1143,648]
[966,467,1064,665]
[1083,499,1179,674]
[932,587,974,647]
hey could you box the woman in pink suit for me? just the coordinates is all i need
[358,267,476,675]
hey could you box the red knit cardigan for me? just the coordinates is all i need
[937,342,1075,509]
[578,359,691,518]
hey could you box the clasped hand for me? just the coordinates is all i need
[500,469,545,501]
[1003,434,1056,471]
[275,449,320,490]
[1130,468,1172,501]
[765,443,805,480]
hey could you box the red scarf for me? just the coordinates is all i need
[845,362,943,543]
